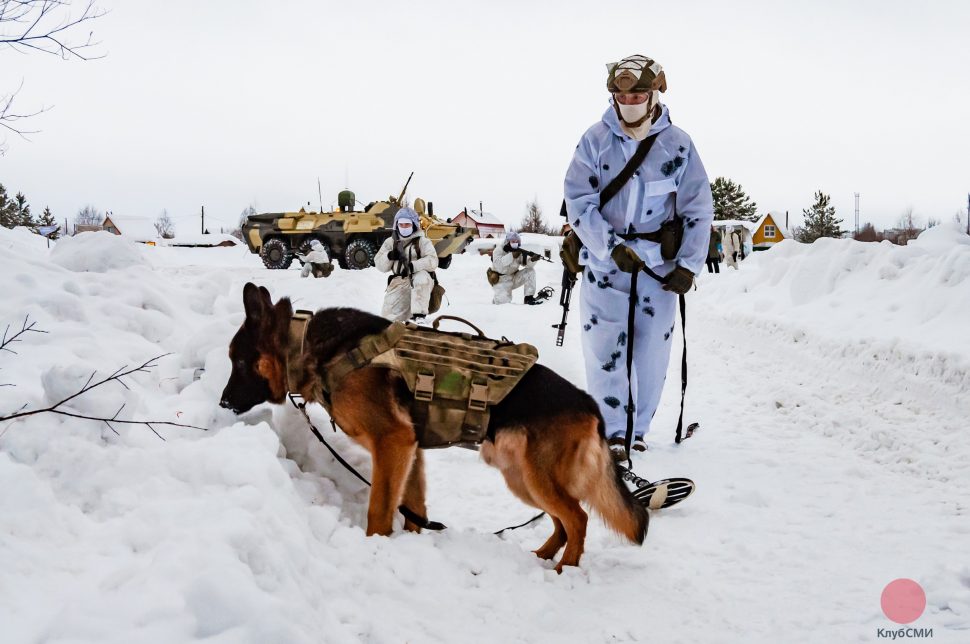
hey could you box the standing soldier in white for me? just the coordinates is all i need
[299,239,334,278]
[564,54,714,461]
[375,207,438,323]
[488,231,543,305]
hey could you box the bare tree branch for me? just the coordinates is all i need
[0,0,105,150]
[0,314,49,355]
[0,353,210,439]
[0,80,49,141]
[0,0,106,60]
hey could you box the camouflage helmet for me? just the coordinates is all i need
[505,231,521,245]
[606,55,667,94]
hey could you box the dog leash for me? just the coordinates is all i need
[288,395,546,535]
[288,395,445,530]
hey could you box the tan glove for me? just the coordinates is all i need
[610,244,644,273]
[663,265,694,294]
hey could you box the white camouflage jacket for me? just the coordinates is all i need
[564,104,714,275]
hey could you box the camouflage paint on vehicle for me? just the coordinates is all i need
[242,190,473,270]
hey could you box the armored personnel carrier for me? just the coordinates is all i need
[241,177,473,270]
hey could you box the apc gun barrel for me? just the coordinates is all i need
[397,171,415,204]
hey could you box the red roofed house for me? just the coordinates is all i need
[451,209,506,238]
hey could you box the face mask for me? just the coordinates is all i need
[397,223,414,238]
[509,242,519,249]
[617,101,650,125]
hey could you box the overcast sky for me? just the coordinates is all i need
[3,0,969,233]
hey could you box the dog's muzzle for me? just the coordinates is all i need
[219,397,240,414]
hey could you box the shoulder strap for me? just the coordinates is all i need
[558,132,659,222]
[599,133,659,209]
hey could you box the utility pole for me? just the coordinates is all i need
[854,193,860,234]
[966,193,969,236]
[201,205,205,234]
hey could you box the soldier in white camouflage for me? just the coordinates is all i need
[299,239,334,278]
[564,54,714,461]
[375,207,438,323]
[488,231,542,305]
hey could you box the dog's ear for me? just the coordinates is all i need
[243,282,266,326]
[272,297,294,340]
[258,285,273,308]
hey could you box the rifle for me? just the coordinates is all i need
[552,268,577,346]
[519,248,553,263]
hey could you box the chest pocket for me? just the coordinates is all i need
[643,177,677,197]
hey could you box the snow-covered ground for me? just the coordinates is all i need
[1,226,968,643]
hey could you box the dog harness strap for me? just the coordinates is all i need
[468,380,488,411]
[325,322,408,392]
[414,371,435,402]
[286,310,314,395]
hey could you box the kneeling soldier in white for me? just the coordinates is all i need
[489,231,541,305]
[300,239,334,278]
[375,207,438,322]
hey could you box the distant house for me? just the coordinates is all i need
[751,212,790,250]
[102,215,120,234]
[451,209,506,238]
[107,216,160,244]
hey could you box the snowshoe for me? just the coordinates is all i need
[534,286,555,302]
[620,467,695,510]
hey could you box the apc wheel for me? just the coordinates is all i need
[437,254,453,269]
[343,238,377,270]
[260,238,293,269]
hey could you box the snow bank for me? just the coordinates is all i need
[51,231,150,273]
[0,225,52,260]
[698,223,970,390]
[2,222,968,642]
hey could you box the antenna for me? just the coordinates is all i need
[854,193,860,234]
[318,178,323,213]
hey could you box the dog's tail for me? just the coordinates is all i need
[584,420,649,545]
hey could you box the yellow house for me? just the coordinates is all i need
[752,212,789,250]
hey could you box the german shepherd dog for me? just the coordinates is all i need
[220,283,647,572]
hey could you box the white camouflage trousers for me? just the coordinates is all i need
[579,263,677,440]
[382,272,433,321]
[491,267,536,304]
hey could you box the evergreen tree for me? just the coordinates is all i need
[0,183,17,229]
[795,191,845,243]
[39,205,60,240]
[710,177,758,222]
[14,192,36,229]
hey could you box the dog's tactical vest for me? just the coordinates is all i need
[287,312,538,448]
